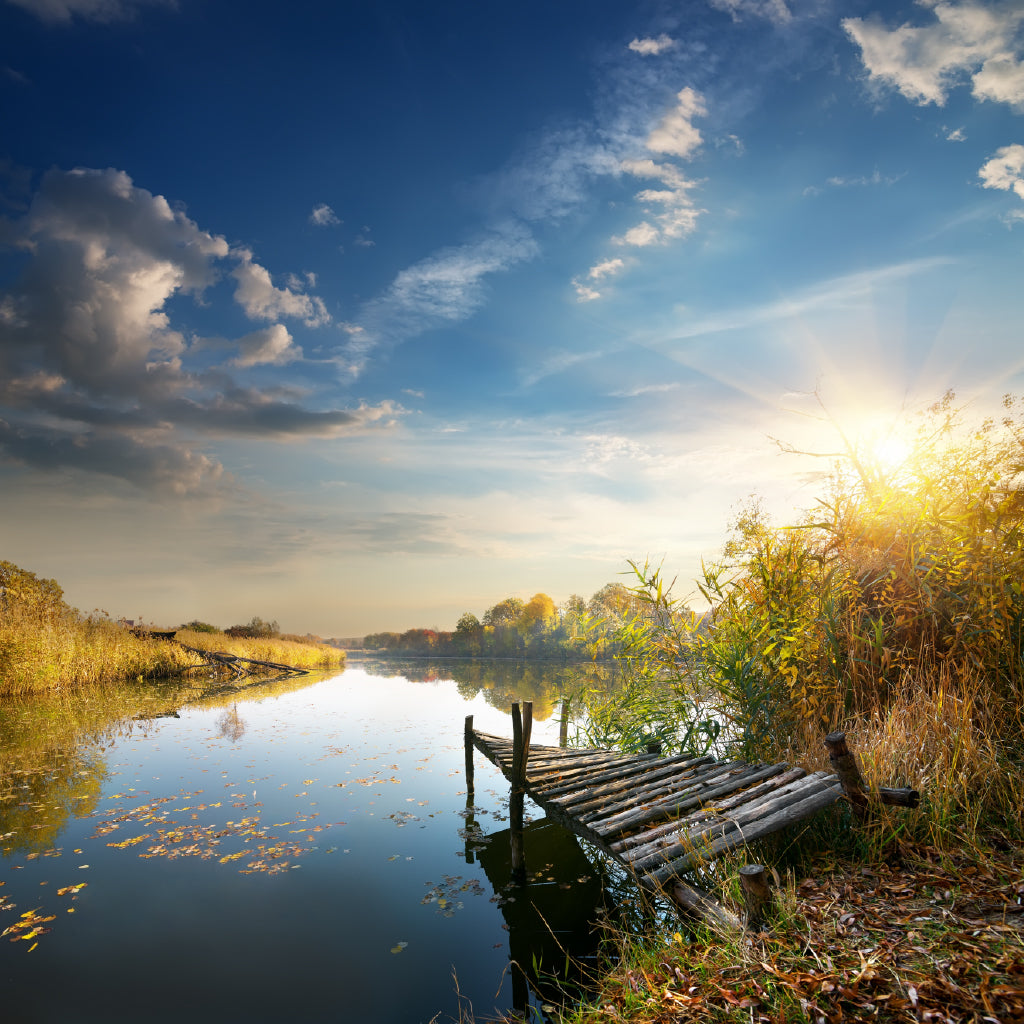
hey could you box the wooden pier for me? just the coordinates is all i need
[465,704,917,929]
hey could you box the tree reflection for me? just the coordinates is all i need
[216,704,246,742]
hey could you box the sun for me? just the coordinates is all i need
[868,434,912,475]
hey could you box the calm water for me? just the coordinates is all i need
[1,660,625,1023]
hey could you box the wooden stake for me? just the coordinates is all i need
[464,714,475,801]
[559,698,569,748]
[510,703,528,884]
[825,731,870,816]
[739,864,772,930]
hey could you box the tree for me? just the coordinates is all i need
[225,616,280,639]
[518,593,556,636]
[483,597,525,626]
[454,612,483,655]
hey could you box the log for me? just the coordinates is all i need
[653,878,742,933]
[879,786,920,808]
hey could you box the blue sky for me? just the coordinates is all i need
[1,0,1023,636]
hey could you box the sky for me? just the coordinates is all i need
[1,0,1023,637]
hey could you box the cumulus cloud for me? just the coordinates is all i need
[979,143,1024,200]
[628,34,676,56]
[7,0,174,24]
[0,167,401,493]
[844,2,1024,110]
[231,324,302,367]
[613,157,705,247]
[646,87,706,159]
[231,249,330,327]
[309,203,340,227]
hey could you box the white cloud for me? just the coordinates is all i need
[309,203,340,227]
[609,382,682,397]
[646,86,706,159]
[232,324,302,367]
[978,143,1024,200]
[710,0,791,24]
[231,249,330,327]
[7,0,173,24]
[844,2,1024,110]
[613,157,705,247]
[946,126,967,141]
[572,279,602,302]
[825,169,905,188]
[348,224,538,365]
[613,221,661,247]
[628,34,676,56]
[588,257,625,280]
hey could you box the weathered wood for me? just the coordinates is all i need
[651,878,743,933]
[464,715,475,800]
[825,731,869,815]
[648,779,843,882]
[879,786,920,808]
[533,752,666,796]
[552,755,717,808]
[585,762,790,836]
[570,759,737,819]
[740,864,772,930]
[559,700,569,748]
[616,768,809,863]
[627,773,837,874]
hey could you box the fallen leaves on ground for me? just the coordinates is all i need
[575,841,1024,1023]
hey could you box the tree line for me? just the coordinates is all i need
[360,582,672,660]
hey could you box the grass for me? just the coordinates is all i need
[0,561,344,696]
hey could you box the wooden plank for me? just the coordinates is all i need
[545,754,717,803]
[645,776,843,882]
[584,762,788,836]
[566,759,736,818]
[616,767,808,862]
[627,772,835,873]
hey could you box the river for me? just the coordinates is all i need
[0,659,630,1023]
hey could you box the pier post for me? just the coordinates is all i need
[509,701,533,884]
[464,714,475,802]
[739,864,772,931]
[825,731,870,817]
[559,698,569,748]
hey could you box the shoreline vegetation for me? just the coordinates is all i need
[550,392,1024,1024]
[0,566,344,698]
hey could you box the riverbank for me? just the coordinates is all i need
[0,560,343,697]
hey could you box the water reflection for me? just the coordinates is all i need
[1,662,624,1022]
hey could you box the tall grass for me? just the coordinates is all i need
[600,392,1024,848]
[0,561,343,696]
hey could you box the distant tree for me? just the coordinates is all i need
[454,612,483,655]
[483,597,525,627]
[225,616,280,639]
[181,620,219,634]
[518,593,556,636]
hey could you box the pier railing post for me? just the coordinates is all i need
[559,698,569,748]
[464,714,475,802]
[825,731,870,817]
